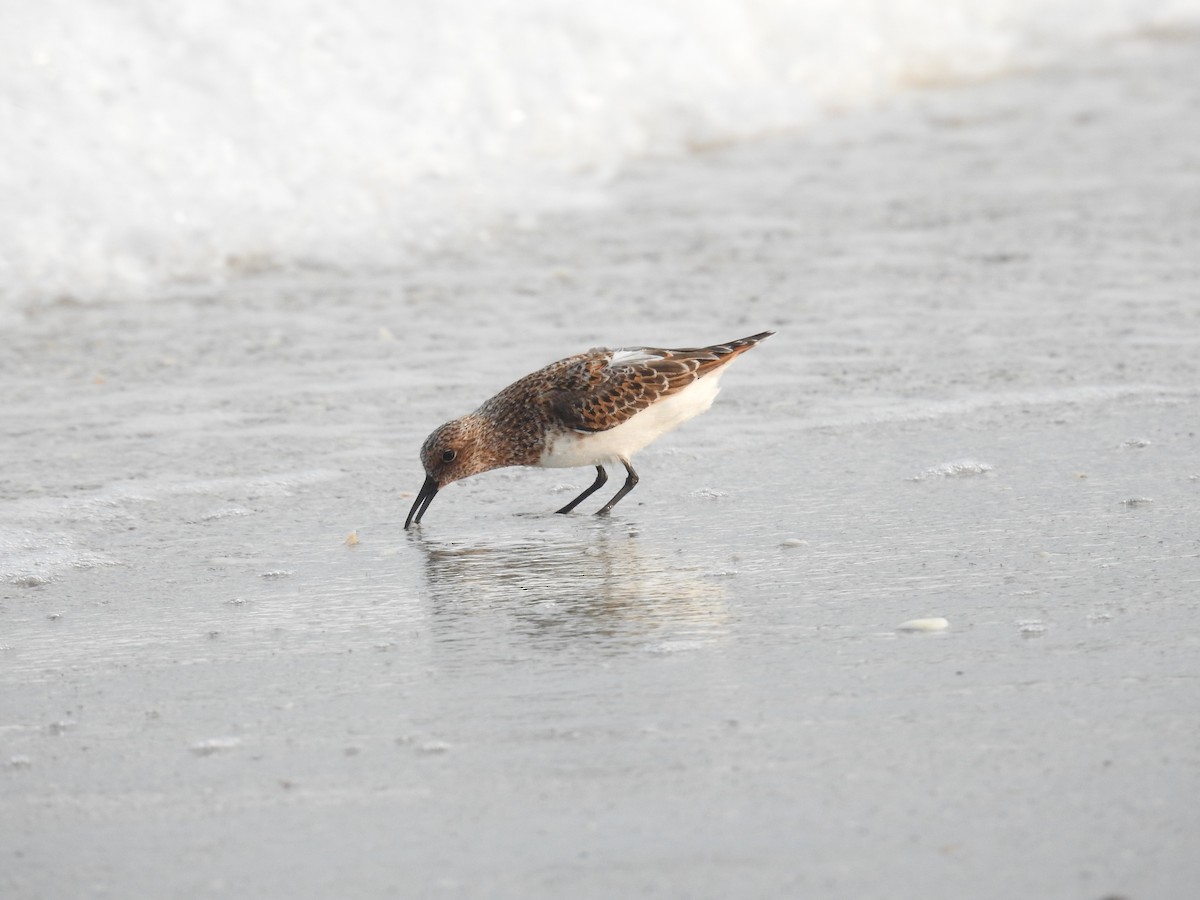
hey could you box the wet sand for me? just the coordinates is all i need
[3,33,1200,900]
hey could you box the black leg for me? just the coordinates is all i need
[595,459,639,516]
[555,465,608,514]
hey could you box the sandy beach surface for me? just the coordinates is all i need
[3,32,1200,900]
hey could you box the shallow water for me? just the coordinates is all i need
[6,0,1200,304]
[3,34,1200,900]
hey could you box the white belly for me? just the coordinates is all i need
[537,370,725,468]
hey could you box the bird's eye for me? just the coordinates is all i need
[441,449,457,463]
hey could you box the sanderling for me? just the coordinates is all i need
[405,331,773,528]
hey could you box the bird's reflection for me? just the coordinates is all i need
[411,520,730,651]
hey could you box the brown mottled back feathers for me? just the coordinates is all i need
[475,332,772,457]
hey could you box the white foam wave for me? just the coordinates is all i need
[3,0,1197,304]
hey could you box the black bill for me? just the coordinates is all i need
[404,475,439,530]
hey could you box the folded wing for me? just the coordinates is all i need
[547,332,771,433]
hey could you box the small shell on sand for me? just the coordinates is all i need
[779,538,807,548]
[897,617,949,632]
[345,531,359,546]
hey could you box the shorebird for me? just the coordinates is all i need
[404,331,772,528]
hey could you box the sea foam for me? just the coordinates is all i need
[3,0,1197,304]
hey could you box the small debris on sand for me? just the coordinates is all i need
[897,617,949,632]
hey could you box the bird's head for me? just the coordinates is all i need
[405,416,501,529]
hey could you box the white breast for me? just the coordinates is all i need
[537,369,726,469]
